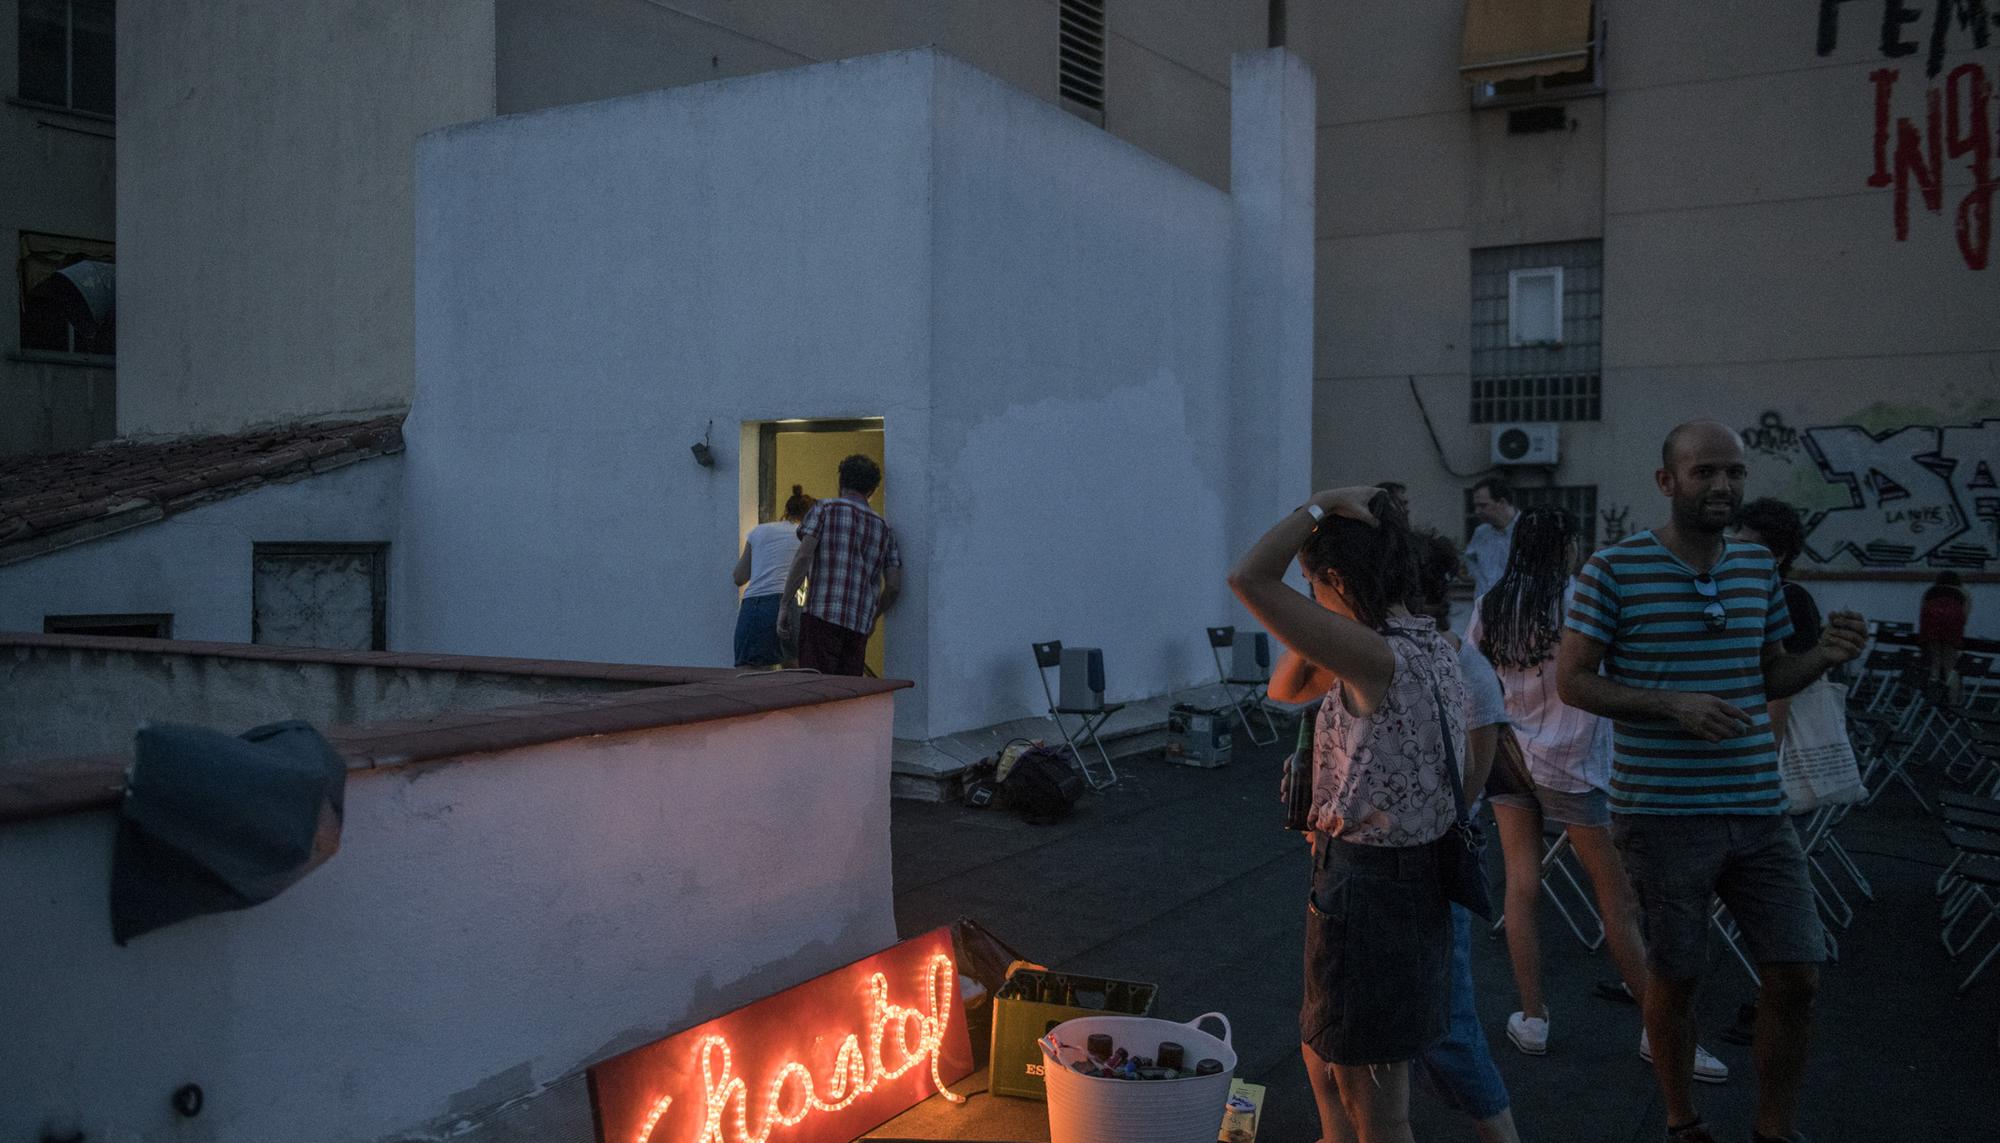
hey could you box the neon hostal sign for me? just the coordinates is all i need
[588,926,973,1143]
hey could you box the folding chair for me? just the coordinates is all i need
[1939,853,2000,993]
[1206,626,1278,746]
[1796,806,1855,932]
[1711,902,1763,987]
[1858,710,1934,812]
[1489,825,1606,951]
[1031,641,1124,790]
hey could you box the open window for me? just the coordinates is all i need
[19,231,115,357]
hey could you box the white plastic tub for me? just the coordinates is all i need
[1038,1012,1236,1143]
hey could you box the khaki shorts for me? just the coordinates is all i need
[1610,812,1825,980]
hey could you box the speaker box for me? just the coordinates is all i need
[1232,632,1271,681]
[1058,647,1106,711]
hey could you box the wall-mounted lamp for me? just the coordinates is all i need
[172,1083,205,1118]
[691,420,715,468]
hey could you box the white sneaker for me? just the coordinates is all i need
[1506,1010,1549,1056]
[1639,1029,1731,1084]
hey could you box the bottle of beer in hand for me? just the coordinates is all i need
[1284,700,1318,832]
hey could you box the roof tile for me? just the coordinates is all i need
[0,415,406,558]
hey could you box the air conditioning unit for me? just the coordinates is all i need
[1491,423,1559,466]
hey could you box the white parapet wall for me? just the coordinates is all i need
[0,692,899,1142]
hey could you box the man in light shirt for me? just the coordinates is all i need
[1464,476,1520,598]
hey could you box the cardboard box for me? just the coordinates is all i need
[987,968,1157,1100]
[1166,703,1233,768]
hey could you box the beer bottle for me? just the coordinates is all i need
[1284,700,1319,832]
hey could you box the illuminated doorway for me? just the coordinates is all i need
[756,418,887,677]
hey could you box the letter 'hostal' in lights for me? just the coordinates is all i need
[588,926,974,1143]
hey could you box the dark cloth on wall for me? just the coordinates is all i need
[110,720,346,945]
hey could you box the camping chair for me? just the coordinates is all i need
[1031,641,1123,790]
[1206,626,1278,746]
[1489,825,1605,952]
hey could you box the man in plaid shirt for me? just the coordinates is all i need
[777,454,902,676]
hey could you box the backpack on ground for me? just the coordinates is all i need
[997,742,1084,824]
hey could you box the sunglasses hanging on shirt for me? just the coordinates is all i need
[1693,574,1727,632]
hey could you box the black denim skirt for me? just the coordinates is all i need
[1300,834,1452,1066]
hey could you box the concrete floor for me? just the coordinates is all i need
[877,729,1999,1142]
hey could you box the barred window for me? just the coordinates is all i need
[1471,240,1602,423]
[1464,484,1599,548]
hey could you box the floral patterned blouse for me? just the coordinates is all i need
[1310,615,1466,847]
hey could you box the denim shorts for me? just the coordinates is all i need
[1417,905,1511,1119]
[1610,812,1825,980]
[1489,782,1611,828]
[733,593,784,667]
[1301,835,1451,1065]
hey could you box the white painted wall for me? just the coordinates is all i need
[0,693,899,1143]
[0,456,401,641]
[402,51,937,735]
[405,49,1315,739]
[919,53,1237,734]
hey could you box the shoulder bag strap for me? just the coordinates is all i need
[1387,630,1472,828]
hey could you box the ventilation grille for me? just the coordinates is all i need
[1059,0,1106,116]
[1472,376,1602,423]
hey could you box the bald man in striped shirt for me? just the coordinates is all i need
[1557,420,1865,1143]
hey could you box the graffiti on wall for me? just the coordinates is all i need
[1741,411,1804,461]
[1818,1,1999,269]
[1600,504,1632,545]
[1797,417,2000,567]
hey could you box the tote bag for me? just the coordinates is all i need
[1778,679,1863,812]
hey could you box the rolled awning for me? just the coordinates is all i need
[1460,0,1594,85]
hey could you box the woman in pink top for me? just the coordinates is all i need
[1471,507,1728,1082]
[1231,486,1461,1143]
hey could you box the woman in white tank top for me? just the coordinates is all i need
[731,485,814,667]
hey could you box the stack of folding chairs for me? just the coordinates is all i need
[1707,622,1935,986]
[1927,641,2000,995]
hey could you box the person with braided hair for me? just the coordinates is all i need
[1468,506,1732,1083]
[1232,486,1462,1143]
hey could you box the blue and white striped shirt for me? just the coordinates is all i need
[1564,531,1794,815]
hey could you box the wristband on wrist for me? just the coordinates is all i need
[1302,502,1325,523]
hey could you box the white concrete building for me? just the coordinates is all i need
[401,47,1310,743]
